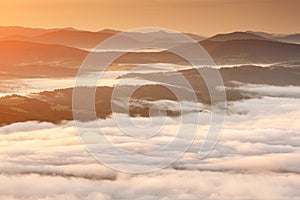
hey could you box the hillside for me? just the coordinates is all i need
[0,40,89,78]
[1,65,300,125]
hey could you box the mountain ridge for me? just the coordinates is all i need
[206,31,271,42]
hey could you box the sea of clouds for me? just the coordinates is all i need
[0,84,299,199]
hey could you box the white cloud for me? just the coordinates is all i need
[0,85,300,199]
[231,84,300,98]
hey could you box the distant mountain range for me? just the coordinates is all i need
[1,26,299,46]
[0,26,299,125]
[0,26,300,78]
[0,26,78,38]
[206,31,300,44]
[0,26,205,49]
[0,27,122,49]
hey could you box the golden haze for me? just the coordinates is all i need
[0,0,299,35]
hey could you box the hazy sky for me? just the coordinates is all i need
[0,0,299,36]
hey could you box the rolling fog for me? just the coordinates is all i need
[0,84,299,199]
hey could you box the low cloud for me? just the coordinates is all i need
[0,85,299,199]
[231,83,300,98]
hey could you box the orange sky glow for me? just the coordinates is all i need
[0,0,299,36]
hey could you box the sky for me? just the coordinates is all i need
[0,0,300,36]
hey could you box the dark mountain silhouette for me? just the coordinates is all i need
[207,32,271,42]
[0,40,88,78]
[0,86,184,125]
[199,39,300,64]
[122,65,300,87]
[1,38,300,78]
[248,31,300,44]
[1,27,300,76]
[1,37,300,77]
[0,40,87,67]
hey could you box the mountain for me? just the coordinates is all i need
[0,27,122,49]
[0,40,87,67]
[1,28,300,71]
[0,29,119,50]
[2,37,300,76]
[199,39,300,64]
[0,86,188,125]
[128,31,206,42]
[0,26,76,38]
[2,36,300,73]
[0,40,88,78]
[32,30,206,49]
[207,31,270,42]
[0,26,206,49]
[29,29,120,49]
[248,31,300,44]
[122,65,300,88]
[276,34,300,44]
[184,33,206,41]
[0,39,184,78]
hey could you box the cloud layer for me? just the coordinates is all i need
[0,85,299,199]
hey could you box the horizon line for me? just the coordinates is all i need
[1,25,299,38]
